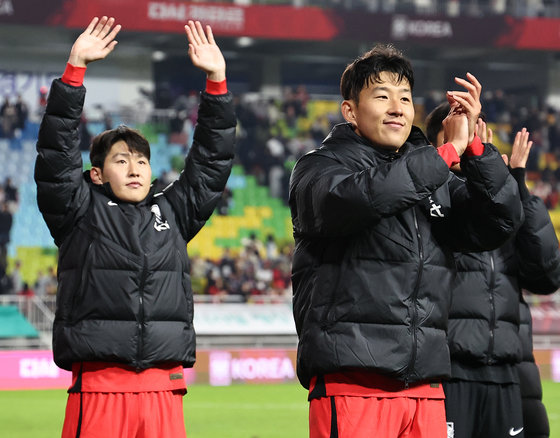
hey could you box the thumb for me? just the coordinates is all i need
[501,154,509,166]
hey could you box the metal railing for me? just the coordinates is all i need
[3,292,560,350]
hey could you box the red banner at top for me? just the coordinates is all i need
[0,0,559,49]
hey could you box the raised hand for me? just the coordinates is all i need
[509,128,533,169]
[475,117,493,144]
[446,72,482,145]
[442,104,469,157]
[68,16,121,68]
[185,20,226,82]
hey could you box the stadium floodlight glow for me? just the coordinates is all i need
[236,36,254,48]
[151,50,167,62]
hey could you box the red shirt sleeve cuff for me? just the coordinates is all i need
[206,78,227,95]
[465,134,484,157]
[437,143,461,168]
[61,63,86,87]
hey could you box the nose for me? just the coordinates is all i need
[128,161,140,177]
[388,98,404,116]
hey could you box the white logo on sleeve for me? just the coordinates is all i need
[429,196,444,217]
[446,422,454,438]
[151,204,170,231]
[509,427,523,436]
[107,201,118,206]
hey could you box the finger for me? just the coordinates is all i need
[466,72,482,94]
[454,77,476,94]
[85,17,100,35]
[195,21,208,44]
[206,25,216,45]
[104,24,121,45]
[512,131,522,150]
[487,127,493,144]
[93,16,109,37]
[502,154,509,166]
[187,43,198,61]
[448,94,475,114]
[187,20,202,45]
[99,17,116,39]
[101,40,119,57]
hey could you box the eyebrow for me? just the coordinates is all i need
[110,152,147,159]
[372,85,411,93]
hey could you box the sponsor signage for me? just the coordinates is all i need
[0,350,71,390]
[208,349,296,386]
[194,303,297,335]
[0,348,297,390]
[2,1,558,49]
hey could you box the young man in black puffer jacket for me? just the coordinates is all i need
[289,44,524,438]
[426,103,560,438]
[35,16,235,438]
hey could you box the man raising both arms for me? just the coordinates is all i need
[35,16,235,438]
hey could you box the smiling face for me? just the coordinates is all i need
[341,71,414,151]
[90,140,152,203]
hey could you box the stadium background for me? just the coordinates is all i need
[2,0,560,436]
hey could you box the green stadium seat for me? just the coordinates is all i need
[0,305,39,338]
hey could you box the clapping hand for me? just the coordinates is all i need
[505,128,533,169]
[446,73,482,145]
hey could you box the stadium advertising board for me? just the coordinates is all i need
[0,348,297,390]
[194,303,296,335]
[1,1,559,49]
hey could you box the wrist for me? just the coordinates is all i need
[465,134,484,156]
[67,54,87,68]
[206,71,226,82]
[61,63,87,87]
[438,143,461,168]
[206,78,227,95]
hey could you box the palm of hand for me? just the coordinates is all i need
[72,34,109,64]
[190,44,226,74]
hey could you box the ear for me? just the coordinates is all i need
[90,166,104,185]
[341,100,357,126]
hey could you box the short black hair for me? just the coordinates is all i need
[425,102,450,146]
[340,44,414,103]
[90,125,150,169]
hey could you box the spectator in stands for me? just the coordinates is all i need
[34,16,235,438]
[34,267,57,297]
[18,282,34,297]
[289,44,523,438]
[37,85,48,118]
[0,201,12,270]
[9,259,23,295]
[0,264,12,295]
[14,94,28,136]
[426,102,560,438]
[4,177,19,213]
[0,96,17,139]
[78,112,92,151]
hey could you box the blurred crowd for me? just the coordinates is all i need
[3,82,560,301]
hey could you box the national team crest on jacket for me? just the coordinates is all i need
[150,204,170,231]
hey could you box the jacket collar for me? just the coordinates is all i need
[323,123,430,156]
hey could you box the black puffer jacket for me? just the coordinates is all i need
[289,123,523,389]
[35,79,236,371]
[448,173,560,369]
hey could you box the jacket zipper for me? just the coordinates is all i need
[405,208,423,388]
[136,253,148,370]
[487,253,496,365]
